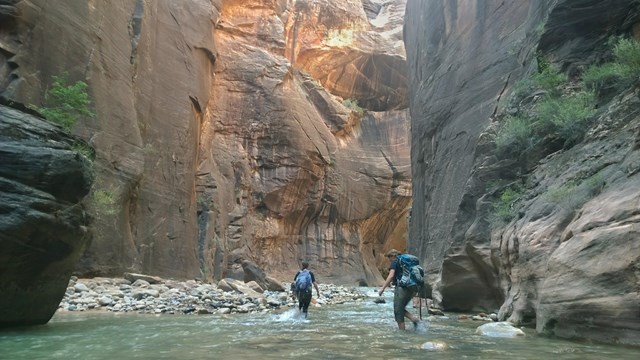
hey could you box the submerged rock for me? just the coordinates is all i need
[476,322,526,338]
[420,340,448,351]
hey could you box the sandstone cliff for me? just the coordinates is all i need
[405,0,640,345]
[0,0,410,286]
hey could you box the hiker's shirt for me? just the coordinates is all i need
[390,259,402,286]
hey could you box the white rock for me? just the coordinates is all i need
[420,340,449,351]
[476,322,526,337]
[98,296,113,306]
[74,283,90,292]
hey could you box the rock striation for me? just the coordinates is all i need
[0,103,93,327]
[199,0,410,285]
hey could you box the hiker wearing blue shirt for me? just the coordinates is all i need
[378,249,421,330]
[293,261,320,318]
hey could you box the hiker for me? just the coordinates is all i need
[378,249,421,330]
[292,261,320,318]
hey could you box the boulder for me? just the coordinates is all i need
[0,104,93,327]
[124,272,163,284]
[218,278,263,299]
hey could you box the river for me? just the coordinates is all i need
[1,288,639,359]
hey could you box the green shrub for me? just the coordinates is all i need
[583,37,640,91]
[490,185,524,226]
[94,189,116,215]
[508,78,537,106]
[544,182,577,204]
[342,98,364,115]
[533,64,567,94]
[495,116,534,157]
[544,173,605,211]
[544,180,594,211]
[536,91,596,146]
[37,74,94,131]
[585,172,605,195]
[508,58,566,106]
[582,62,626,90]
[613,37,640,76]
[72,142,94,159]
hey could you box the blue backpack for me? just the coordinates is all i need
[397,254,424,288]
[295,270,312,292]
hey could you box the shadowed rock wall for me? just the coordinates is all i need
[405,0,640,345]
[405,0,546,306]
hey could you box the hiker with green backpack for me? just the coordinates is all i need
[292,261,320,318]
[378,249,425,330]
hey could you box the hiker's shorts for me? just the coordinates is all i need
[393,285,417,323]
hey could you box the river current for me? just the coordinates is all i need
[1,288,639,359]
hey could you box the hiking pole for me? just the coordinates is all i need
[419,285,423,320]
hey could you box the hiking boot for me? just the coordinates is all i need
[413,320,428,332]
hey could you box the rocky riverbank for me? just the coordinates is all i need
[58,273,368,315]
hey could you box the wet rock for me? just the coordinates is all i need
[420,340,448,351]
[476,322,525,338]
[427,307,444,316]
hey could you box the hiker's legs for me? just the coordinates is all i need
[393,286,417,329]
[297,291,303,310]
[404,309,418,323]
[299,290,312,317]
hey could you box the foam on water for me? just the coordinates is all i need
[273,308,310,324]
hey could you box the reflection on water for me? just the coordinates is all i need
[1,288,639,360]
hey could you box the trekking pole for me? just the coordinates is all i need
[419,285,423,320]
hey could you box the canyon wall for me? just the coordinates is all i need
[405,0,640,345]
[0,0,410,286]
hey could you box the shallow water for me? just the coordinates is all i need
[1,289,639,360]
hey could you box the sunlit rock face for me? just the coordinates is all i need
[285,0,407,111]
[405,0,640,345]
[1,0,409,287]
[0,104,93,327]
[201,0,410,285]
